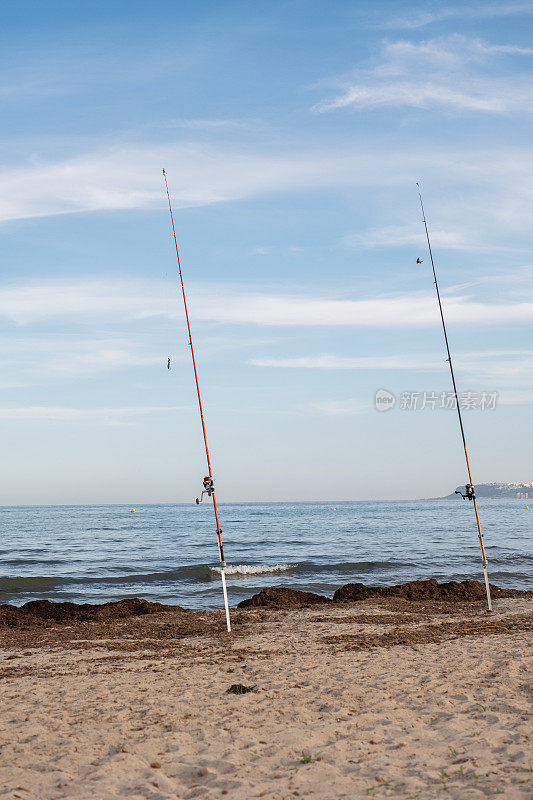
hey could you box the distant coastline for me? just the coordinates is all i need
[442,482,533,500]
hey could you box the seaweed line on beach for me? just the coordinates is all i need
[322,613,533,650]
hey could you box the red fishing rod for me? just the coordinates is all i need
[163,169,231,632]
[417,183,492,612]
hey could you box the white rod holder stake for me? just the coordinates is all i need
[483,564,492,612]
[220,569,231,632]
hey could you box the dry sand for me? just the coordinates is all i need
[0,596,531,799]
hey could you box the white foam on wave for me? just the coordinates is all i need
[211,563,296,577]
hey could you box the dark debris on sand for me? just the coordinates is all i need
[0,598,248,651]
[0,597,171,628]
[237,579,532,609]
[238,586,330,608]
[332,578,530,603]
[322,614,533,650]
[226,683,258,694]
[0,579,531,654]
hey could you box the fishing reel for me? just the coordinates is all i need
[455,484,475,501]
[196,476,214,504]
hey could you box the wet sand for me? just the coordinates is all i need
[0,592,531,799]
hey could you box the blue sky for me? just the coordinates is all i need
[1,0,532,503]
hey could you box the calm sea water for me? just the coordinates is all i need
[0,501,531,609]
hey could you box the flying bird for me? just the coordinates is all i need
[417,258,423,263]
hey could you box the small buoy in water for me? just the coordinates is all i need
[332,507,337,511]
[526,506,530,510]
[130,508,135,513]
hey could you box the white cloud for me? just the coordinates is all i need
[0,145,374,224]
[381,3,533,30]
[250,353,440,370]
[307,348,533,418]
[194,292,533,327]
[342,224,477,251]
[311,385,533,417]
[1,139,533,257]
[315,35,533,114]
[1,279,532,328]
[0,42,198,102]
[443,265,533,296]
[341,224,532,253]
[498,389,533,405]
[309,399,372,416]
[0,336,166,381]
[0,280,176,324]
[250,350,533,394]
[0,406,185,421]
[319,84,506,113]
[456,351,533,386]
[174,119,240,129]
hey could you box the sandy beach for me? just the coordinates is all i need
[1,589,531,800]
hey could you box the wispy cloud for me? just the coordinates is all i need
[340,224,532,253]
[308,349,533,417]
[0,406,185,421]
[309,399,372,416]
[250,350,533,391]
[0,280,176,324]
[2,139,533,254]
[315,35,533,114]
[381,3,533,30]
[457,351,533,386]
[251,246,272,255]
[170,290,533,327]
[250,353,440,370]
[0,145,373,224]
[0,336,166,382]
[342,224,474,251]
[1,279,532,328]
[498,389,533,405]
[310,387,533,416]
[0,41,198,102]
[173,118,241,130]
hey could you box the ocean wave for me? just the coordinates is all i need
[0,560,415,595]
[0,575,66,591]
[2,555,529,600]
[489,554,533,564]
[0,567,213,592]
[211,563,296,577]
[211,560,416,578]
[293,560,414,574]
[0,563,296,593]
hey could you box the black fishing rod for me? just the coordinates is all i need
[417,183,492,612]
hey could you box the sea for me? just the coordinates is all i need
[0,500,531,609]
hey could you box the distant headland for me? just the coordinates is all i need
[443,482,533,500]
